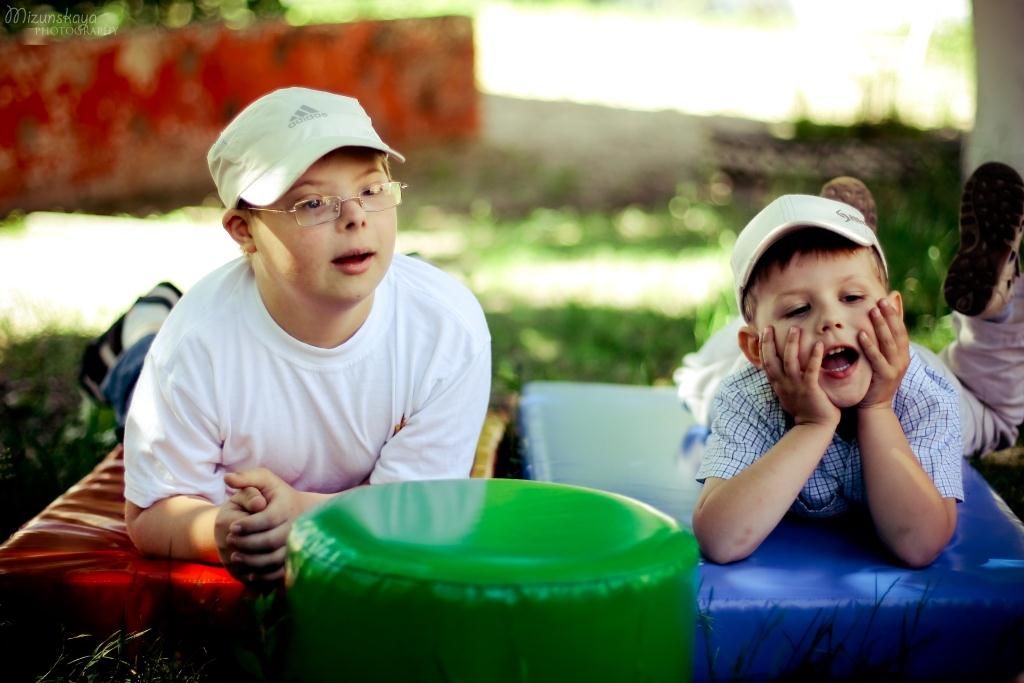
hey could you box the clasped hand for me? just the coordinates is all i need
[213,468,301,583]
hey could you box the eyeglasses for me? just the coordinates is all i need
[248,181,407,227]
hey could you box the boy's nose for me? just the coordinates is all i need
[337,198,368,230]
[817,308,844,333]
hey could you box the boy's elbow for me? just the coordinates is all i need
[125,498,179,558]
[890,524,954,568]
[895,529,955,568]
[700,541,754,565]
[890,501,957,569]
[124,500,152,554]
[692,510,756,564]
[894,543,942,569]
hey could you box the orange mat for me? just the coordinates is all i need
[0,446,247,634]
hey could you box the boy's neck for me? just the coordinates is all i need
[257,282,375,349]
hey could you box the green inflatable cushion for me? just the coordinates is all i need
[287,478,699,683]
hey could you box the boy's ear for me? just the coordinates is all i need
[887,290,904,318]
[223,210,256,254]
[737,323,764,368]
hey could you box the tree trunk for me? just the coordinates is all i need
[966,0,1024,177]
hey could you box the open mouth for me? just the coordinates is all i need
[820,346,860,375]
[332,250,374,266]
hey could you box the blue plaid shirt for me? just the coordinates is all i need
[697,348,963,517]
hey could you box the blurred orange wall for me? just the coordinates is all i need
[0,16,478,214]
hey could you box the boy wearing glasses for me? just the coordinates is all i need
[114,88,491,582]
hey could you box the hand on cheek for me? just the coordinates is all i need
[858,295,910,410]
[760,326,840,428]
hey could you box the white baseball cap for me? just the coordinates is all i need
[731,194,888,312]
[207,87,405,209]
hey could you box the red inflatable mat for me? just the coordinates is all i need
[0,446,247,635]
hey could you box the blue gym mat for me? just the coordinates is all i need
[519,381,1024,682]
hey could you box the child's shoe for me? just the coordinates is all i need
[820,176,878,232]
[79,282,182,403]
[944,162,1024,318]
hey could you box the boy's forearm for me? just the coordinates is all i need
[858,407,957,567]
[296,489,340,511]
[125,497,221,565]
[694,423,834,563]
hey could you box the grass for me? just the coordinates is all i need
[0,326,118,542]
[2,599,291,683]
[33,630,209,683]
[1,118,1022,680]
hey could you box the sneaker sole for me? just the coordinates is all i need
[944,162,1024,316]
[820,176,878,233]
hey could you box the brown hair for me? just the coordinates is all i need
[740,227,888,321]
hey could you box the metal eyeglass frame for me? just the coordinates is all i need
[245,181,407,227]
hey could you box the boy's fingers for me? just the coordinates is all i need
[872,301,910,368]
[879,298,909,342]
[230,486,268,514]
[806,340,824,377]
[859,329,884,367]
[230,545,288,570]
[223,471,248,490]
[228,522,290,552]
[869,307,895,357]
[783,327,801,378]
[882,299,909,347]
[224,467,280,494]
[231,502,291,535]
[760,327,781,377]
[217,495,247,518]
[760,327,775,360]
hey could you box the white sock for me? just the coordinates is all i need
[121,284,180,348]
[122,304,170,348]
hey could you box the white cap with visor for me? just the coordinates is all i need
[731,194,888,312]
[207,87,405,209]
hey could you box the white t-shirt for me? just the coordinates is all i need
[123,254,491,508]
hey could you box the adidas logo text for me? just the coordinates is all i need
[289,105,327,128]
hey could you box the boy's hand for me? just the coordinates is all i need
[858,295,910,411]
[761,326,840,427]
[214,487,267,579]
[221,468,302,583]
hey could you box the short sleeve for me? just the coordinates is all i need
[123,345,227,508]
[370,344,491,484]
[897,360,964,501]
[697,372,785,483]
